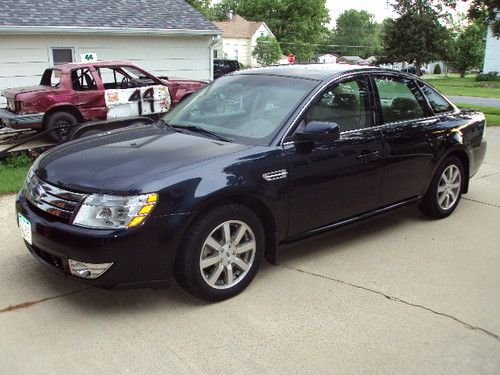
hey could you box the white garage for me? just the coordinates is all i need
[0,0,221,104]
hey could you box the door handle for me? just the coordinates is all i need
[356,151,381,162]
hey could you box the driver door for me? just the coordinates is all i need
[286,76,385,236]
[97,67,171,119]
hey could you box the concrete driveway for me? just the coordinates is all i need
[1,129,499,374]
[449,96,500,108]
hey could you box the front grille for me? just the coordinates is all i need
[24,172,86,222]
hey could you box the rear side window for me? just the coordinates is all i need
[417,81,454,114]
[40,69,62,87]
[374,76,429,123]
[71,68,97,91]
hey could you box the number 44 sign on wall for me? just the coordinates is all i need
[80,53,97,62]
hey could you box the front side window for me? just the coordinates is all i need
[374,76,429,123]
[96,66,157,90]
[305,77,371,132]
[417,81,454,114]
[163,75,317,145]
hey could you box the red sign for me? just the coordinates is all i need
[288,54,295,64]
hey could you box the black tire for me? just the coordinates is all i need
[419,156,465,219]
[175,203,265,302]
[45,111,78,143]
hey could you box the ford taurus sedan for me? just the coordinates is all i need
[16,65,487,301]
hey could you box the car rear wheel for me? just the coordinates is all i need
[46,111,78,143]
[419,156,464,219]
[175,203,264,301]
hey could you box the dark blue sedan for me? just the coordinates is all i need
[16,65,487,301]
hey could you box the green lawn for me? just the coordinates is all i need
[455,103,500,126]
[0,155,32,195]
[424,74,500,98]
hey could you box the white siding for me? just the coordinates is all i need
[0,33,212,104]
[483,26,500,73]
[220,37,251,66]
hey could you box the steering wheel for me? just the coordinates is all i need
[121,76,130,89]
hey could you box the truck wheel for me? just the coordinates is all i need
[46,112,78,143]
[175,203,264,302]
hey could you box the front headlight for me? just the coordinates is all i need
[73,193,158,229]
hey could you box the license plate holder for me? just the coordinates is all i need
[18,213,32,245]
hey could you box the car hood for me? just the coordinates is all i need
[35,126,249,194]
[2,85,54,98]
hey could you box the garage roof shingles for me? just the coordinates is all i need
[0,0,220,32]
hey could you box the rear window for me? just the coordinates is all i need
[40,69,62,87]
[417,81,454,114]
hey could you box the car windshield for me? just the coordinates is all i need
[162,74,318,145]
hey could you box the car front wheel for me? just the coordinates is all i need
[419,156,465,219]
[175,203,264,301]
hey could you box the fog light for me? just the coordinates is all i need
[68,259,114,279]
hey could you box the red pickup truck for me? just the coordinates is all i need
[0,61,206,141]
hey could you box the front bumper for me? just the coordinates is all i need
[0,107,44,129]
[15,191,181,289]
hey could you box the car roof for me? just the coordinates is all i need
[235,63,409,81]
[50,60,139,72]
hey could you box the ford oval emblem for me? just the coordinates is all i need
[32,183,45,202]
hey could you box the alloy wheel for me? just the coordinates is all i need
[199,220,256,290]
[437,164,461,210]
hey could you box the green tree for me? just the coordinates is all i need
[446,0,500,37]
[209,0,242,21]
[237,0,330,60]
[185,0,212,17]
[252,36,283,66]
[379,0,453,75]
[450,23,486,77]
[329,10,381,57]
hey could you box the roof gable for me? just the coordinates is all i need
[214,14,271,39]
[0,0,220,33]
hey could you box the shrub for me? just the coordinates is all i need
[3,153,33,168]
[476,71,499,81]
[433,64,442,75]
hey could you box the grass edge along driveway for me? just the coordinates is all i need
[424,74,500,98]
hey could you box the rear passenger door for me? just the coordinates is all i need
[372,74,437,205]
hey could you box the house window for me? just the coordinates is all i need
[260,32,265,37]
[234,49,239,61]
[213,50,218,59]
[51,48,74,65]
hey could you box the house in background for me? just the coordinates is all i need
[213,13,274,67]
[311,54,338,64]
[483,21,500,73]
[0,0,220,104]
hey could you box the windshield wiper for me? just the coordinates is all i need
[172,125,232,142]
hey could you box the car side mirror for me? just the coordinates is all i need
[294,121,340,142]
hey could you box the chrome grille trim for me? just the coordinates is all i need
[262,169,288,181]
[24,172,86,220]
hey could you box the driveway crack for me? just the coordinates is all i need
[462,197,500,209]
[278,264,500,341]
[0,287,91,314]
[471,170,500,182]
